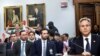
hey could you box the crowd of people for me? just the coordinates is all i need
[0,21,70,56]
[0,17,100,56]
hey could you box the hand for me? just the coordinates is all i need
[82,51,91,56]
[67,47,71,52]
[6,25,10,30]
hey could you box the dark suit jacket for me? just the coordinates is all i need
[54,40,63,54]
[13,40,32,56]
[6,42,14,56]
[30,39,56,56]
[6,42,12,49]
[33,11,43,26]
[68,34,100,55]
[0,43,6,56]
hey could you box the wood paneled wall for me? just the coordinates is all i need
[73,0,100,36]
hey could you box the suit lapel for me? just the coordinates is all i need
[79,36,84,52]
[9,42,12,49]
[40,40,42,56]
[76,36,84,53]
[26,41,28,54]
[91,34,97,53]
[46,40,49,56]
[17,40,21,55]
[19,40,21,53]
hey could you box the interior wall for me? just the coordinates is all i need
[0,0,76,38]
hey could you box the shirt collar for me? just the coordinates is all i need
[41,39,47,42]
[83,33,91,40]
[28,39,35,42]
[21,40,26,43]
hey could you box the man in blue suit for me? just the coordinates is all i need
[30,29,56,56]
[68,17,100,56]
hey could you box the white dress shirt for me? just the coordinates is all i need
[83,33,91,52]
[28,39,35,43]
[41,40,47,56]
[35,33,41,40]
[21,40,26,56]
[11,42,14,49]
[63,40,69,47]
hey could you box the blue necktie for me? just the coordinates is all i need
[43,41,46,56]
[85,38,90,52]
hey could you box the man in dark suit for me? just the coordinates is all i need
[68,17,100,55]
[6,32,18,56]
[28,31,36,43]
[6,32,18,49]
[30,29,56,56]
[54,33,63,54]
[13,30,32,56]
[29,9,43,27]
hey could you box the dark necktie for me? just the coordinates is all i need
[85,38,90,52]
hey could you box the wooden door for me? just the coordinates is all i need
[79,4,96,25]
[74,0,100,36]
[75,4,95,36]
[95,3,100,30]
[73,0,94,4]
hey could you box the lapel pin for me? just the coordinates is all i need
[93,40,96,43]
[49,49,53,54]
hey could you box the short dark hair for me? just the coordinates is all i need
[20,30,26,35]
[29,31,35,35]
[55,33,60,37]
[63,33,69,37]
[10,32,16,35]
[40,28,49,34]
[10,32,16,38]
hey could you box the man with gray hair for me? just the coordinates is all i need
[68,17,100,55]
